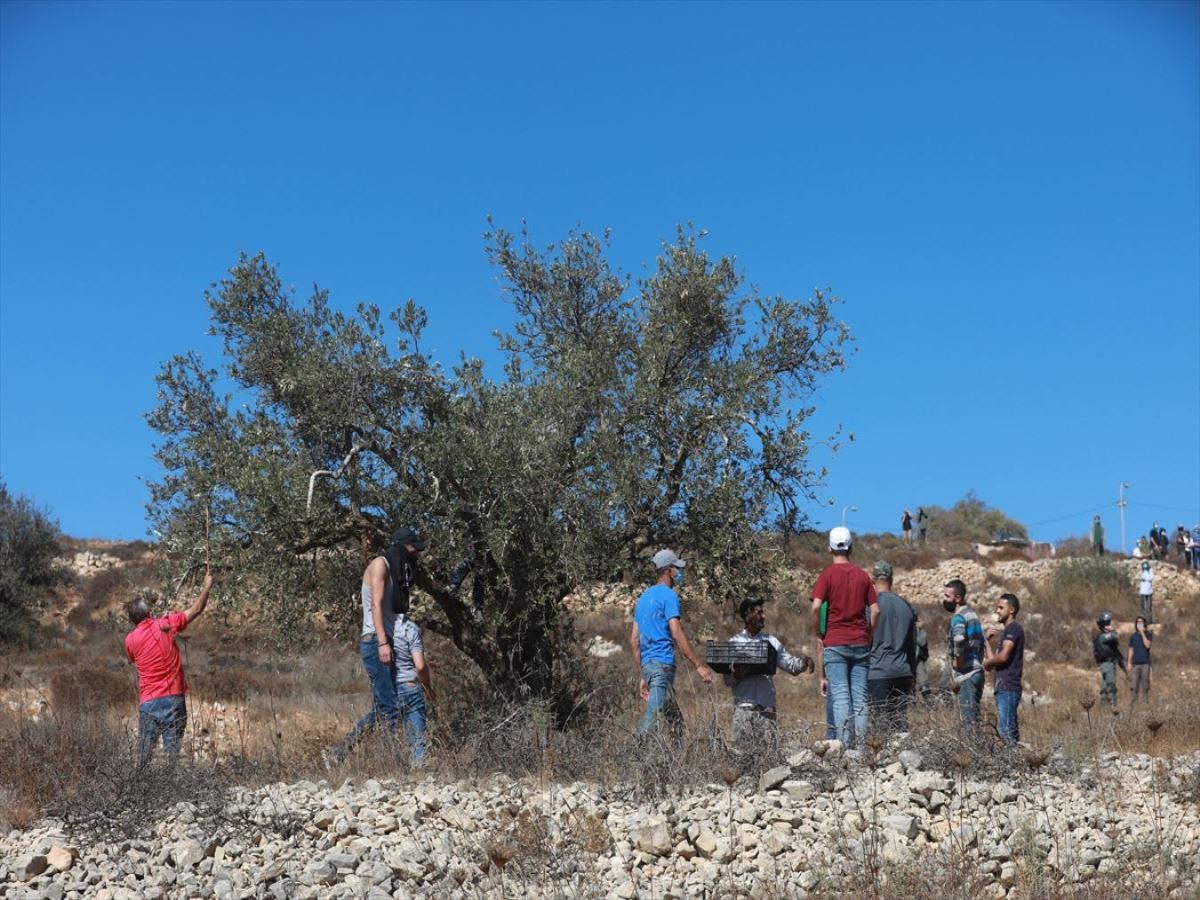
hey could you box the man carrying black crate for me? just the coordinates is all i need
[630,549,714,736]
[724,597,814,757]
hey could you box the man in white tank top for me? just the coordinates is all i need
[326,527,427,766]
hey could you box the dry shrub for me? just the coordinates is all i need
[81,568,127,612]
[1045,558,1130,618]
[50,666,133,711]
[193,665,277,702]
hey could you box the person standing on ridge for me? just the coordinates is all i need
[901,509,914,544]
[629,549,714,735]
[1137,561,1154,624]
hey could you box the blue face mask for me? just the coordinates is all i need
[673,569,685,587]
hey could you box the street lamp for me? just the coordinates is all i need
[1119,483,1130,555]
[842,505,858,527]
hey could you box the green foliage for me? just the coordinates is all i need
[147,224,850,712]
[922,491,1028,544]
[0,480,61,646]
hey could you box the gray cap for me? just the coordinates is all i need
[652,549,686,570]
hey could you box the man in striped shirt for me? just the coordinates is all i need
[943,578,984,729]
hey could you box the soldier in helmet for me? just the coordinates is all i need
[1092,612,1126,706]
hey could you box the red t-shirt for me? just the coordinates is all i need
[125,611,190,703]
[811,563,877,647]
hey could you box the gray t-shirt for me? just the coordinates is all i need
[392,615,425,684]
[869,591,917,680]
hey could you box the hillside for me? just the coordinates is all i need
[2,539,1198,897]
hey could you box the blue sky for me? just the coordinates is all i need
[1,0,1197,546]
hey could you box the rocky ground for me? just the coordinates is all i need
[3,743,1197,899]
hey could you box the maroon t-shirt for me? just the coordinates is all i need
[812,564,877,647]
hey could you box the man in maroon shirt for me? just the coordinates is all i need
[125,568,214,761]
[811,527,877,746]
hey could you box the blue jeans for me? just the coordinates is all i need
[138,694,187,761]
[331,636,399,761]
[957,670,984,727]
[995,689,1021,743]
[825,688,836,740]
[396,682,428,762]
[823,645,869,746]
[640,661,681,735]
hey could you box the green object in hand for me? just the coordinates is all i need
[819,600,828,637]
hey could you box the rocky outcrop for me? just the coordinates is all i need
[3,750,1197,898]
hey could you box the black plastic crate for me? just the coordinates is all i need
[705,640,778,675]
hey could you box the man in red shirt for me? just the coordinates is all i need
[124,569,214,761]
[810,527,877,746]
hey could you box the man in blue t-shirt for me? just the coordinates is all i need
[983,593,1025,743]
[629,549,714,734]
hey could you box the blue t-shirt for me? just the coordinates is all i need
[634,583,681,665]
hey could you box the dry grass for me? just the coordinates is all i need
[2,536,1198,899]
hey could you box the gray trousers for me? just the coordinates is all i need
[1130,664,1151,703]
[733,706,779,759]
[1099,660,1118,705]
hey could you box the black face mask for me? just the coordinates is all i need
[384,543,417,614]
[941,599,958,613]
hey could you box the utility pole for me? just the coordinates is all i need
[842,505,858,527]
[1119,482,1130,555]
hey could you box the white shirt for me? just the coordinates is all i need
[723,629,807,709]
[1139,569,1154,596]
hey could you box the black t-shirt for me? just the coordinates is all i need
[1129,631,1151,665]
[993,622,1024,692]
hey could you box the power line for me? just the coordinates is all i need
[1126,501,1200,516]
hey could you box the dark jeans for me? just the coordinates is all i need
[138,694,187,761]
[867,676,914,734]
[1140,594,1153,624]
[995,689,1021,743]
[331,635,399,761]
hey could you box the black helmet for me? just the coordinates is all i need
[1097,611,1113,627]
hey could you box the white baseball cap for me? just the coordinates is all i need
[828,526,853,551]
[652,549,686,569]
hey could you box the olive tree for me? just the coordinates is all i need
[148,225,850,715]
